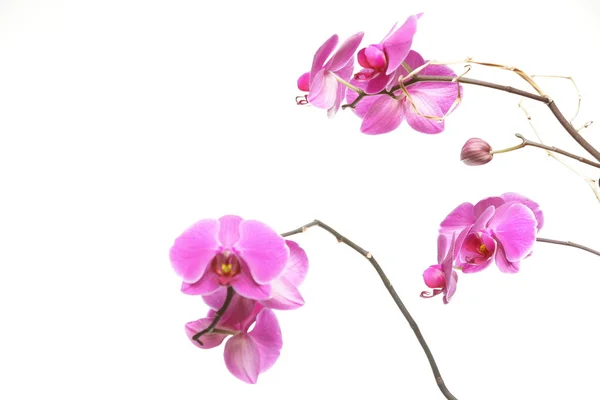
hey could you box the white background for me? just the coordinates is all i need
[1,0,600,399]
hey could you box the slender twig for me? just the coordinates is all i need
[192,286,235,345]
[518,101,600,202]
[492,133,600,169]
[401,75,600,163]
[281,220,458,400]
[537,237,600,257]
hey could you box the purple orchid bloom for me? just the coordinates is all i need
[297,31,364,117]
[439,193,543,273]
[346,50,460,134]
[170,215,290,300]
[186,295,282,384]
[421,234,458,304]
[354,13,421,94]
[202,240,309,311]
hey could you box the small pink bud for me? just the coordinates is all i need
[460,138,493,166]
[297,72,310,92]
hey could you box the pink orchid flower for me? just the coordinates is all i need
[439,193,543,273]
[170,215,290,300]
[421,234,458,304]
[354,13,421,94]
[297,31,364,117]
[186,295,282,384]
[346,50,460,134]
[202,240,309,311]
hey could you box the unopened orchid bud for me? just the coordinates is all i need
[460,138,493,166]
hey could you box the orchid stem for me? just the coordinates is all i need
[537,237,600,257]
[281,220,458,400]
[401,75,600,163]
[192,286,235,345]
[334,75,364,95]
[507,134,600,169]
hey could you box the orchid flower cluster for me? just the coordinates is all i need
[421,193,544,304]
[297,14,460,134]
[169,215,308,383]
[170,11,599,398]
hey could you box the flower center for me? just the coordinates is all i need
[479,243,488,254]
[211,252,241,285]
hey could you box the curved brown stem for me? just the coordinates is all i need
[192,286,235,345]
[281,220,458,400]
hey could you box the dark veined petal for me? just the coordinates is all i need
[360,95,405,134]
[404,90,446,134]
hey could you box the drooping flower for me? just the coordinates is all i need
[354,14,421,94]
[202,240,309,311]
[170,215,290,300]
[185,295,282,384]
[297,32,364,117]
[346,50,460,134]
[439,194,543,273]
[421,234,458,304]
[461,138,493,166]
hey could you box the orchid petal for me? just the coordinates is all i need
[461,257,494,273]
[402,50,425,71]
[440,202,475,235]
[224,333,261,384]
[495,243,520,273]
[360,95,404,134]
[181,271,220,295]
[236,220,289,284]
[404,90,445,134]
[232,264,272,300]
[473,197,505,218]
[260,276,304,310]
[363,71,395,94]
[310,34,338,82]
[488,203,536,261]
[443,270,458,304]
[382,15,419,74]
[218,215,243,249]
[308,70,338,110]
[471,205,496,232]
[282,240,309,286]
[169,219,219,284]
[501,192,544,231]
[248,309,283,373]
[327,32,364,72]
[328,63,353,118]
[437,234,449,265]
[185,318,228,349]
[202,290,256,326]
